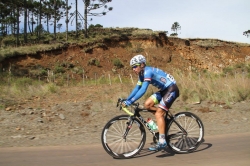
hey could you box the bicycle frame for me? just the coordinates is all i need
[122,108,158,140]
[121,105,188,141]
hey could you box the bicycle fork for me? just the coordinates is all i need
[122,117,134,141]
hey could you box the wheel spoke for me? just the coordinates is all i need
[167,112,204,153]
[101,115,146,158]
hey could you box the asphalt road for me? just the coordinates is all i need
[1,132,250,166]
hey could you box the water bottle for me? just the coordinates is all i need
[147,118,158,131]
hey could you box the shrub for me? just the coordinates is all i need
[237,88,250,101]
[40,69,47,76]
[15,77,36,87]
[222,66,234,75]
[54,65,65,73]
[131,43,144,53]
[113,58,123,68]
[88,58,100,66]
[47,83,58,93]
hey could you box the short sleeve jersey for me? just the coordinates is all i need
[138,66,176,90]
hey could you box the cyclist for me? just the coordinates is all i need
[122,54,179,151]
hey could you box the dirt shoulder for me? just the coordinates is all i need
[0,85,250,147]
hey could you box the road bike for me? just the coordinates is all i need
[101,98,204,159]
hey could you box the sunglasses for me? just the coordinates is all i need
[132,64,140,69]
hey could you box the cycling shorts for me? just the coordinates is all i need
[150,84,179,111]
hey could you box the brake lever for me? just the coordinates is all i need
[117,98,123,110]
[117,98,122,107]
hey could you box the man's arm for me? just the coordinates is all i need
[125,81,150,106]
[127,84,141,101]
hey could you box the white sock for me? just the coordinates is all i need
[159,134,166,144]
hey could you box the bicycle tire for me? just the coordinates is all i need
[166,112,204,154]
[101,115,146,158]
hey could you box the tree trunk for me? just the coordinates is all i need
[24,0,27,43]
[31,13,34,33]
[53,0,57,40]
[16,7,20,46]
[46,15,49,32]
[84,0,88,38]
[75,0,78,38]
[28,11,32,34]
[66,0,68,41]
[38,0,42,40]
[11,10,15,34]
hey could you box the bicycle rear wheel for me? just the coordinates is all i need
[167,112,204,154]
[101,115,146,158]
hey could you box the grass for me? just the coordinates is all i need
[0,43,64,62]
[1,27,249,63]
[1,63,249,111]
[0,27,165,63]
[173,68,250,103]
[188,38,250,47]
[0,75,59,101]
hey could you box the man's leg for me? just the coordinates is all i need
[155,107,166,144]
[144,97,157,111]
[144,97,166,134]
[145,97,167,151]
[155,107,166,139]
[148,107,167,151]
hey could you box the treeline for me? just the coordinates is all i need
[0,0,70,43]
[0,0,113,46]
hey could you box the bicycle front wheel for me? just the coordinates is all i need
[167,112,204,154]
[101,115,146,158]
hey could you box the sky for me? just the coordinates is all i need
[67,0,250,44]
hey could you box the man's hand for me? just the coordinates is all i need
[121,101,128,107]
[122,100,132,107]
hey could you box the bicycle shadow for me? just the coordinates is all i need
[156,141,213,158]
[113,142,174,159]
[113,148,158,160]
[113,140,212,159]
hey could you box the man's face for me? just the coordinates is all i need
[132,64,142,75]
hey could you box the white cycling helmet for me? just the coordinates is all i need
[130,55,146,66]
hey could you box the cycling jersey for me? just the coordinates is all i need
[126,66,176,105]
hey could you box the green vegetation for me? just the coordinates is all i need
[0,74,58,101]
[130,42,144,53]
[0,19,249,109]
[0,28,164,63]
[190,38,250,47]
[0,0,113,42]
[0,63,249,110]
[170,22,181,36]
[54,64,66,74]
[174,65,250,103]
[243,30,250,38]
[112,58,123,69]
[0,43,64,62]
[88,58,100,67]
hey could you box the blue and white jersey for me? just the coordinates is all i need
[126,66,176,105]
[138,66,176,91]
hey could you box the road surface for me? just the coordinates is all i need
[0,132,250,166]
